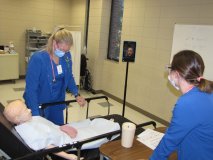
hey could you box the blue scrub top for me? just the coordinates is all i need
[24,50,78,125]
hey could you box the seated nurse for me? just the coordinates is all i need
[150,50,213,160]
[24,28,86,125]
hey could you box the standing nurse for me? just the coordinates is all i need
[24,28,85,125]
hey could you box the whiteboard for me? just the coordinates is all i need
[171,24,213,80]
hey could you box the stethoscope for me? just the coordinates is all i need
[49,54,56,83]
[49,52,70,83]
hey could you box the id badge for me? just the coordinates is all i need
[57,65,63,74]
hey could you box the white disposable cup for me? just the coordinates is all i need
[121,122,136,148]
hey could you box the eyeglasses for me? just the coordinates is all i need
[56,44,70,53]
[165,64,172,72]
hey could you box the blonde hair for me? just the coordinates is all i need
[46,28,73,54]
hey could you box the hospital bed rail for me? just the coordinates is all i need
[73,119,156,160]
[14,143,75,160]
[39,96,157,160]
[39,95,110,123]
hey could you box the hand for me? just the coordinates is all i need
[66,154,84,160]
[47,145,81,160]
[66,154,78,160]
[76,96,86,107]
[60,125,78,138]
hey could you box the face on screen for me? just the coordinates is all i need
[127,47,134,57]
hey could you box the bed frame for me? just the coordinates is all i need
[0,96,156,160]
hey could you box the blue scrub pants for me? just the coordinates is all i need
[44,106,64,125]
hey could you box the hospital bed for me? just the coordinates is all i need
[0,96,157,160]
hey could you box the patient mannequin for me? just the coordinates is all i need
[3,99,79,160]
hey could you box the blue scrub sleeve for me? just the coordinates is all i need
[66,53,79,96]
[150,100,198,160]
[24,55,42,116]
[67,72,78,96]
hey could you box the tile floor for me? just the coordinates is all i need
[0,79,164,128]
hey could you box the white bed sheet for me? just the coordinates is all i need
[15,116,120,151]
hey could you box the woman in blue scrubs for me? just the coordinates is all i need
[24,28,85,125]
[150,50,213,160]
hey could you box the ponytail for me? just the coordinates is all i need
[198,78,213,93]
[46,34,54,54]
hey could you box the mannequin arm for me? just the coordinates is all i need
[46,145,79,160]
[60,125,78,138]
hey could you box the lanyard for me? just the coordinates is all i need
[49,54,56,82]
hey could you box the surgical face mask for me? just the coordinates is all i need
[54,48,65,57]
[168,75,179,90]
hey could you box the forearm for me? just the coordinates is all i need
[46,145,77,160]
[54,151,77,160]
[66,53,79,96]
[68,76,79,96]
[60,125,78,138]
[24,55,41,115]
[23,91,39,115]
[149,140,169,160]
[150,103,195,159]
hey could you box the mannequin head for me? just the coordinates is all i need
[3,100,32,125]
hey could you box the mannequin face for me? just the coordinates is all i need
[4,100,32,124]
[17,105,32,124]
